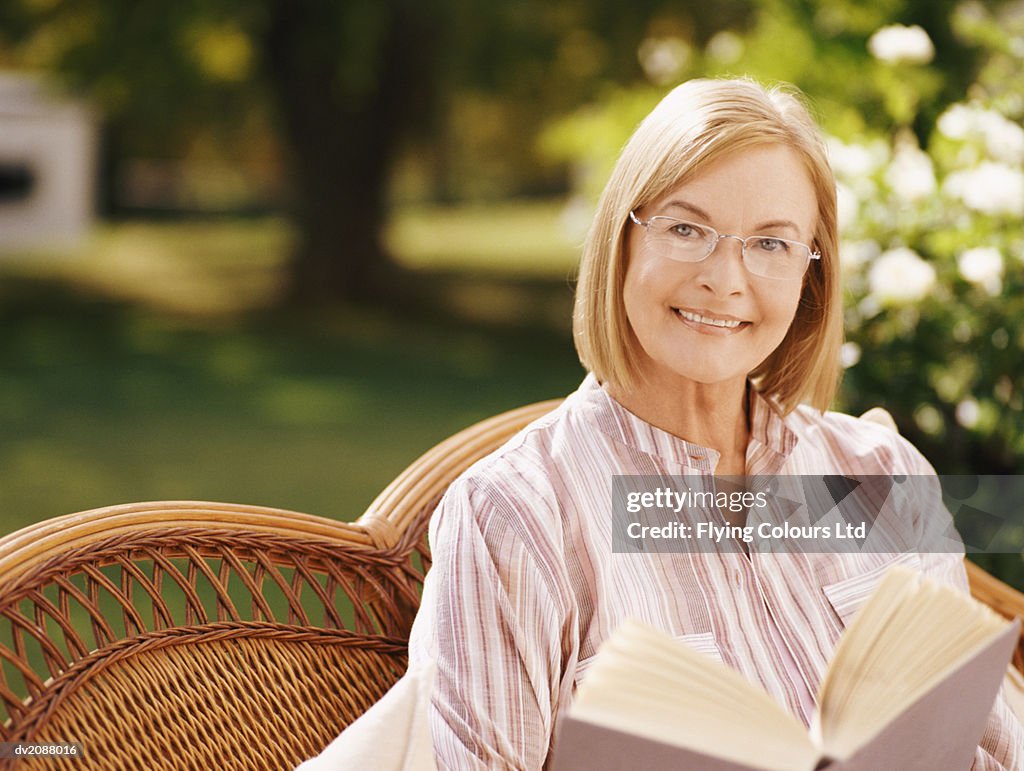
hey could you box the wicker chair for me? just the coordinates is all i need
[0,398,1021,770]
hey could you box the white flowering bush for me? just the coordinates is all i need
[957,247,1004,295]
[865,247,937,305]
[868,24,936,64]
[837,5,1024,477]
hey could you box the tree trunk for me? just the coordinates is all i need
[260,0,436,306]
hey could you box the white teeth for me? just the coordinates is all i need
[677,309,743,328]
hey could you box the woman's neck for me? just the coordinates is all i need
[605,375,751,471]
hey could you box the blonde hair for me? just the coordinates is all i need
[572,77,842,413]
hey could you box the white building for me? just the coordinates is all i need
[0,73,98,252]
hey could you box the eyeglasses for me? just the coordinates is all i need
[628,210,821,280]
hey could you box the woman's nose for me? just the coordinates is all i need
[695,236,748,296]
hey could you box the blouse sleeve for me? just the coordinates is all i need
[407,476,572,771]
[898,438,1024,771]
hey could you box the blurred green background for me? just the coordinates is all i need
[0,1,1022,583]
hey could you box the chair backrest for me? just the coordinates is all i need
[1,397,1022,768]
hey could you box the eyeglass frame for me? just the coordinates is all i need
[628,210,821,280]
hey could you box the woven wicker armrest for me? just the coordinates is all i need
[0,502,422,770]
[964,560,1024,670]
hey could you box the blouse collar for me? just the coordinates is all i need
[572,373,798,475]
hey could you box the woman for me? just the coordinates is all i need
[406,78,1023,770]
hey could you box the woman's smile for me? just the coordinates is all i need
[673,307,752,334]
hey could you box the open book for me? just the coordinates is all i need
[551,567,1020,771]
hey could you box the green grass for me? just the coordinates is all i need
[386,199,583,277]
[4,199,582,317]
[5,218,290,316]
[0,287,583,532]
[0,201,584,534]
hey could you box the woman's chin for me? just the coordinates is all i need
[641,366,753,391]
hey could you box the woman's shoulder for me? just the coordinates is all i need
[455,403,568,489]
[427,401,584,592]
[784,403,934,475]
[431,394,585,530]
[447,381,605,496]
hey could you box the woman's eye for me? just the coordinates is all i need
[756,237,790,253]
[669,223,699,238]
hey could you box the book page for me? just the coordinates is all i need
[814,566,1011,760]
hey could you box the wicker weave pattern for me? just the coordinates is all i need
[21,630,405,770]
[0,516,420,770]
[1,398,1023,769]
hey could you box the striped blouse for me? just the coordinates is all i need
[407,374,1023,770]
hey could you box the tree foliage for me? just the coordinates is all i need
[1,0,439,302]
[0,0,756,302]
